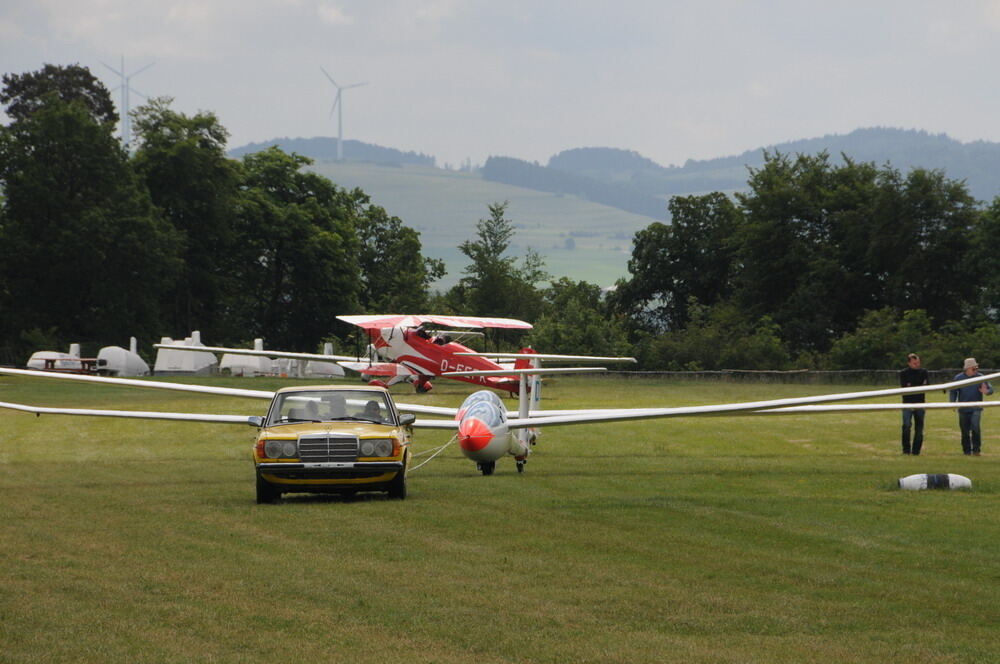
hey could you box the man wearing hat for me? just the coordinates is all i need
[949,358,993,456]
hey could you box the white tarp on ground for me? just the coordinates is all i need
[153,331,218,375]
[27,343,82,370]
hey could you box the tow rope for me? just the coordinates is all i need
[407,434,457,474]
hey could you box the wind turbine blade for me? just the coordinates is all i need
[343,82,368,90]
[101,61,123,77]
[128,62,155,78]
[329,91,341,118]
[320,66,339,88]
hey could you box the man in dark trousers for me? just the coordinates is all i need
[899,353,929,455]
[949,357,993,456]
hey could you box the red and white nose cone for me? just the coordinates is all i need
[458,417,494,452]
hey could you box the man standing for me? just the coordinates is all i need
[899,353,929,455]
[949,357,993,456]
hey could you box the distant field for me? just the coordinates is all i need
[2,374,998,663]
[306,161,653,289]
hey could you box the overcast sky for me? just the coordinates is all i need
[4,1,1000,168]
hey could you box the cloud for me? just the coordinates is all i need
[317,3,353,26]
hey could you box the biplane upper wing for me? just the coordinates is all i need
[337,314,533,330]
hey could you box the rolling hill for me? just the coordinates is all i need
[230,128,1000,290]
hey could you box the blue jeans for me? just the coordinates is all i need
[901,409,925,454]
[957,409,983,454]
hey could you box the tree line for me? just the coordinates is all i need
[610,152,1000,370]
[4,63,1000,371]
[0,64,444,359]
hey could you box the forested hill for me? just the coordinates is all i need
[543,128,1000,203]
[229,128,1000,220]
[228,137,435,166]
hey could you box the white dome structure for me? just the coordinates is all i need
[96,337,150,377]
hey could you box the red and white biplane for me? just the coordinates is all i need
[155,314,636,395]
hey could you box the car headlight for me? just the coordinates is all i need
[263,439,297,458]
[361,438,395,457]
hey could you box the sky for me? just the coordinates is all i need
[4,1,1000,169]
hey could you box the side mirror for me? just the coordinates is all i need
[398,413,416,426]
[247,416,265,428]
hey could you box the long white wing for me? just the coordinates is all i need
[153,344,360,363]
[753,401,1000,415]
[0,367,275,398]
[0,366,456,419]
[498,371,1000,428]
[0,400,257,424]
[5,366,994,428]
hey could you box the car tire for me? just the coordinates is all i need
[387,453,408,500]
[256,474,280,504]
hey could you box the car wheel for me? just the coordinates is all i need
[256,474,280,504]
[387,453,408,500]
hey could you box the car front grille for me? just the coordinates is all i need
[297,435,359,462]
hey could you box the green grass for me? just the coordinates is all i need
[305,161,648,288]
[1,375,999,663]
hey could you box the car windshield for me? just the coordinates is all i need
[267,390,394,426]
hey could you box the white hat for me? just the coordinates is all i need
[963,357,978,370]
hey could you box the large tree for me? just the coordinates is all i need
[612,192,739,331]
[352,191,445,313]
[732,152,977,352]
[230,147,361,349]
[1,63,117,125]
[526,278,630,356]
[447,201,548,321]
[131,98,241,340]
[0,77,180,346]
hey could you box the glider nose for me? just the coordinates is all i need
[458,417,494,452]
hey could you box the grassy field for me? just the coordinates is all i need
[1,374,998,663]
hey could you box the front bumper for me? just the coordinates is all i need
[256,461,404,482]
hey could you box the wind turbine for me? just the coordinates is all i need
[102,56,154,152]
[320,67,367,161]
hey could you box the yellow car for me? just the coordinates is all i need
[251,385,413,503]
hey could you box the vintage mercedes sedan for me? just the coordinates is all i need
[251,385,414,503]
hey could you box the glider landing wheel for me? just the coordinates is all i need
[477,461,496,476]
[256,474,280,504]
[516,459,526,473]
